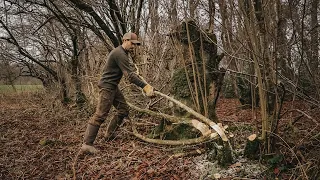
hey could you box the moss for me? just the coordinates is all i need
[171,68,192,98]
[62,97,72,104]
[244,138,261,160]
[148,120,201,140]
[222,75,237,98]
[207,140,234,166]
[237,76,259,108]
[171,66,213,117]
[170,20,223,121]
[167,20,227,140]
[217,141,234,166]
[163,124,200,140]
[76,91,87,106]
[148,119,166,139]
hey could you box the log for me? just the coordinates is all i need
[129,102,226,137]
[131,120,226,145]
[154,91,228,141]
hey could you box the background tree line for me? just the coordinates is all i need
[0,0,319,178]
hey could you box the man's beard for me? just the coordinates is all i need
[129,49,137,58]
[128,48,135,53]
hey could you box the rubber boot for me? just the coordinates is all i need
[81,124,100,154]
[104,116,124,141]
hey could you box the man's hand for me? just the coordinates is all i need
[143,84,155,97]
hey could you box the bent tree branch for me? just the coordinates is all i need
[68,0,120,47]
[128,91,229,145]
[0,19,59,81]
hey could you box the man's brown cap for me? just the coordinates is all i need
[122,32,141,45]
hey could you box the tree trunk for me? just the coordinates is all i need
[310,0,319,98]
[244,134,260,159]
[170,20,224,122]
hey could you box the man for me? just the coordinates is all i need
[81,32,155,154]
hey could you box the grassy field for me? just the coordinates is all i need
[0,85,43,92]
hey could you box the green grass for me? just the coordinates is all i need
[0,85,44,93]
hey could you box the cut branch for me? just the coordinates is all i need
[129,102,226,138]
[131,121,222,145]
[128,102,192,124]
[154,91,228,141]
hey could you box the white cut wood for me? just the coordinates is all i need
[154,91,228,141]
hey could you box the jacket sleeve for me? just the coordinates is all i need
[116,53,147,88]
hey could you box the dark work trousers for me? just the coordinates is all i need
[89,87,129,131]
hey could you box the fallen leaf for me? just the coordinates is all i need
[173,174,180,180]
[229,162,242,168]
[147,168,155,174]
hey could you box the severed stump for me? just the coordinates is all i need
[207,135,234,166]
[244,134,260,159]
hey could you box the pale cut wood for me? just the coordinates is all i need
[248,134,257,141]
[154,91,228,141]
[191,119,211,135]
